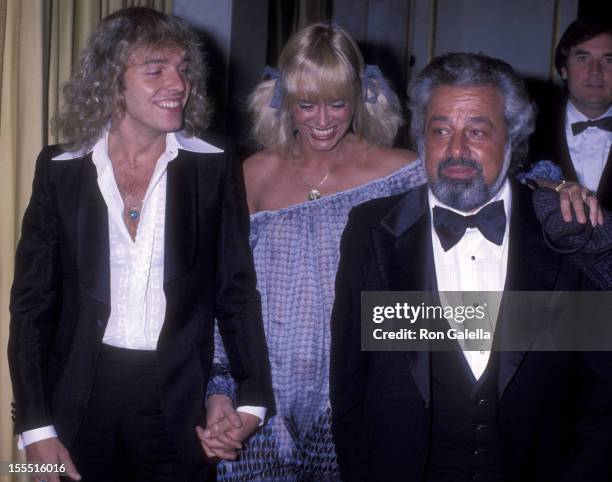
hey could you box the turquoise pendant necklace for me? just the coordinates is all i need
[128,207,140,220]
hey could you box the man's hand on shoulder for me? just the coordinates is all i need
[25,437,81,481]
[536,178,604,226]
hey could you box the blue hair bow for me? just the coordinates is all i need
[262,66,282,109]
[363,64,399,109]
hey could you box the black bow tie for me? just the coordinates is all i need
[571,116,612,136]
[433,201,506,251]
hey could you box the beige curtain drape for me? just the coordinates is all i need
[0,1,172,477]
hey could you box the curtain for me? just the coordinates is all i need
[266,0,331,65]
[0,1,172,478]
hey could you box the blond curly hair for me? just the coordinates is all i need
[53,7,212,152]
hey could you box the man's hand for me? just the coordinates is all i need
[536,178,604,226]
[25,437,81,482]
[197,394,243,460]
[557,182,603,226]
[197,411,261,461]
[196,396,261,461]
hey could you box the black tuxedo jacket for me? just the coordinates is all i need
[8,142,274,462]
[531,99,612,210]
[330,183,612,482]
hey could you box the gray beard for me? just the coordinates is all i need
[430,157,497,212]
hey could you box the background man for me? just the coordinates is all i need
[531,17,612,209]
[8,8,273,482]
[330,52,612,481]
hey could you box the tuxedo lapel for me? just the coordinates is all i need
[76,156,110,305]
[596,146,612,209]
[557,112,578,181]
[559,104,611,209]
[373,185,434,406]
[497,184,563,401]
[504,185,562,292]
[376,185,436,292]
[164,151,198,286]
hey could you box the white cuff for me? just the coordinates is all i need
[19,425,57,449]
[236,406,267,427]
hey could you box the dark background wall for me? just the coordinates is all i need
[173,0,609,154]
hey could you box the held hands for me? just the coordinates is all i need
[196,394,261,461]
[535,178,604,226]
[25,437,81,482]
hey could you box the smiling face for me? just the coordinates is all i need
[117,45,191,141]
[561,33,612,118]
[291,97,354,152]
[425,85,508,212]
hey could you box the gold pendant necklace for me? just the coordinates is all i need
[292,143,344,201]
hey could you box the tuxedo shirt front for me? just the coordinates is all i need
[428,181,511,379]
[565,101,612,191]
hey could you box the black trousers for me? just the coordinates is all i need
[69,344,211,482]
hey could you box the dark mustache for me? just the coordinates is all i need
[438,157,483,176]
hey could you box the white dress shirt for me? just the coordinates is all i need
[565,101,612,192]
[20,131,264,447]
[429,180,511,380]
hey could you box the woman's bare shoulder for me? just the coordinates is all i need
[362,144,418,177]
[242,149,286,210]
[374,146,418,167]
[243,149,285,182]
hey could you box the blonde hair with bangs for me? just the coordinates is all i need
[249,22,402,156]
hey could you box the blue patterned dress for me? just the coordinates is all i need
[208,161,427,481]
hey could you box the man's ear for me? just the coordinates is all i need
[560,67,568,81]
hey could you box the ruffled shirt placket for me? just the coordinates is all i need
[93,132,174,350]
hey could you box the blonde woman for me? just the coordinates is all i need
[201,22,425,481]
